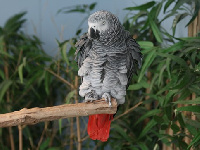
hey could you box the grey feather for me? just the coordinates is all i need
[126,35,142,88]
[75,10,142,104]
[75,33,92,69]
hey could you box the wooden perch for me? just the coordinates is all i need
[0,99,117,128]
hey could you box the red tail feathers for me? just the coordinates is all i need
[87,114,113,142]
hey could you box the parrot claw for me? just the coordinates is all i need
[78,67,90,76]
[102,93,112,107]
[84,90,98,102]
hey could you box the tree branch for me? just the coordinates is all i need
[0,99,117,128]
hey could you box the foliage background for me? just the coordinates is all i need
[0,0,200,150]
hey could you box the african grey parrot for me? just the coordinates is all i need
[75,10,142,142]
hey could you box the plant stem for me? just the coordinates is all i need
[144,71,151,125]
[46,68,74,88]
[75,76,81,150]
[18,125,23,150]
[37,122,48,149]
[191,93,196,120]
[3,42,15,150]
[69,77,75,150]
[70,118,74,150]
[8,127,15,150]
[112,101,143,122]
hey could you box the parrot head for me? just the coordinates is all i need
[88,10,122,41]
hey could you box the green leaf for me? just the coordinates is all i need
[125,1,156,11]
[187,132,200,149]
[44,71,51,95]
[176,88,191,101]
[189,85,200,93]
[172,13,188,36]
[4,11,27,33]
[160,11,178,23]
[185,118,200,129]
[172,0,187,13]
[0,70,5,79]
[65,90,76,104]
[58,5,86,14]
[47,148,60,150]
[164,0,174,13]
[157,52,188,68]
[149,2,163,20]
[0,50,10,57]
[128,79,149,90]
[158,65,166,86]
[129,11,147,24]
[138,41,154,49]
[139,119,157,139]
[0,80,12,102]
[165,105,172,120]
[173,97,200,104]
[186,0,200,27]
[76,29,82,36]
[177,113,185,128]
[23,57,26,66]
[171,123,180,133]
[59,119,62,135]
[157,75,178,95]
[138,142,148,150]
[18,57,26,84]
[138,49,156,82]
[89,2,97,10]
[0,37,13,58]
[40,138,50,150]
[18,64,24,83]
[172,73,192,90]
[176,106,200,113]
[112,124,134,145]
[154,115,164,124]
[148,15,163,43]
[27,70,44,88]
[135,109,161,125]
[163,89,178,106]
[161,124,169,130]
[128,84,142,90]
[185,124,197,136]
[59,41,70,65]
[178,37,200,41]
[149,74,159,92]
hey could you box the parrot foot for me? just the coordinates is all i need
[84,90,98,102]
[102,93,112,107]
[78,66,90,76]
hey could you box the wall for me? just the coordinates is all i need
[0,0,189,55]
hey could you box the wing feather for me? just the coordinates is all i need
[126,36,142,88]
[75,33,92,69]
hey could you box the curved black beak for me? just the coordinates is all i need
[89,27,100,39]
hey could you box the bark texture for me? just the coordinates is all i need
[0,99,117,128]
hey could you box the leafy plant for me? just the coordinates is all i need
[58,2,97,35]
[1,1,200,149]
[108,0,200,149]
[0,3,97,149]
[0,11,79,150]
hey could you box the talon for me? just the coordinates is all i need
[102,93,112,107]
[84,90,98,102]
[109,101,111,107]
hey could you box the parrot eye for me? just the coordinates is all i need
[102,21,106,25]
